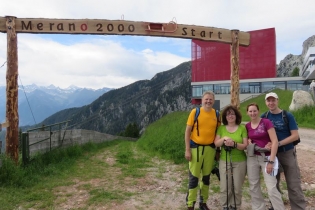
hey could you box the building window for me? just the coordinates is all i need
[203,84,214,92]
[262,82,275,92]
[249,82,261,93]
[287,81,307,91]
[213,83,230,94]
[273,81,285,90]
[240,83,250,93]
[192,86,203,97]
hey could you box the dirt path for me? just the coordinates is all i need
[53,128,315,210]
[293,128,315,210]
[297,128,315,151]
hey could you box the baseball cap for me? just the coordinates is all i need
[265,92,278,100]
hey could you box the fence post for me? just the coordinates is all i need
[58,124,61,146]
[21,132,29,165]
[50,127,52,151]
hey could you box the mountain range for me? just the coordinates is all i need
[0,84,112,126]
[37,61,193,135]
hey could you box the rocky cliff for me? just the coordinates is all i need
[277,35,315,77]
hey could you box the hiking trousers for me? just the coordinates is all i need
[219,160,246,209]
[247,154,285,210]
[186,145,216,207]
[277,149,306,210]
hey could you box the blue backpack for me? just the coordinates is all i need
[191,107,220,136]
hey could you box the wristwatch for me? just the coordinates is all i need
[268,160,274,164]
[278,142,281,147]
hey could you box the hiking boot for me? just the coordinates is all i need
[223,207,237,210]
[268,201,274,210]
[199,203,210,210]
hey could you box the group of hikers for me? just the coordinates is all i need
[184,91,306,210]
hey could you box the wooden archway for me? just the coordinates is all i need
[0,16,250,162]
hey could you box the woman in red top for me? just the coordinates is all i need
[245,103,284,210]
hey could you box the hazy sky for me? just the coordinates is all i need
[0,0,314,89]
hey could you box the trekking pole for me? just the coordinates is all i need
[225,148,229,209]
[229,149,237,210]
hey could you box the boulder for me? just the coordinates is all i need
[289,90,315,111]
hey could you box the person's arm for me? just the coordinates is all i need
[279,113,299,146]
[279,112,299,146]
[267,127,278,174]
[278,130,299,146]
[236,126,248,150]
[235,137,248,150]
[214,134,224,147]
[185,125,192,161]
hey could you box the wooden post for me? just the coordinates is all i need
[230,30,240,110]
[5,16,19,163]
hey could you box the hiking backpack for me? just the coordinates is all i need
[263,110,301,146]
[191,107,220,136]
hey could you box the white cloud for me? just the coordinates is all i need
[0,33,189,89]
[1,0,315,88]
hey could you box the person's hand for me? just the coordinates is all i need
[265,142,272,150]
[266,162,274,174]
[185,150,192,161]
[248,138,252,144]
[224,138,235,147]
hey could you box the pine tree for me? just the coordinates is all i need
[124,122,140,138]
[291,67,299,76]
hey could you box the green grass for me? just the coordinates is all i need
[137,111,188,164]
[0,91,314,209]
[0,140,153,209]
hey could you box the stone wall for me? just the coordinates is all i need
[26,129,137,156]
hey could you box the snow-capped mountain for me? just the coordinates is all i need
[0,84,112,126]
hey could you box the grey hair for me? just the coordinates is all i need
[202,91,215,99]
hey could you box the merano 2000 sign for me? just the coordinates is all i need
[0,17,250,45]
[21,19,226,40]
[0,16,250,163]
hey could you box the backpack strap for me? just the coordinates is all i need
[216,110,220,122]
[191,107,200,136]
[262,111,269,119]
[282,110,289,124]
[215,109,220,131]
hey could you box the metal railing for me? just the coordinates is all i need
[21,120,71,164]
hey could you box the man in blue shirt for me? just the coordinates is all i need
[264,92,306,210]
